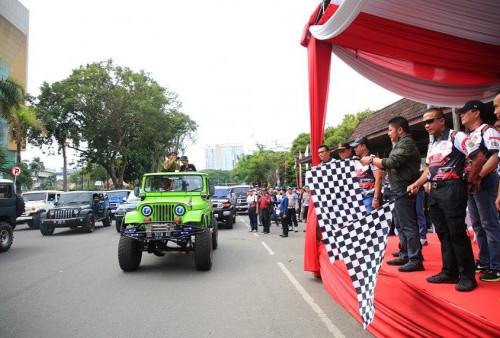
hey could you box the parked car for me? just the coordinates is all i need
[39,191,111,235]
[0,179,24,252]
[107,190,132,219]
[211,186,236,228]
[118,172,216,271]
[17,190,62,229]
[229,185,251,213]
[114,192,140,232]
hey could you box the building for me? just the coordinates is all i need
[0,0,29,167]
[205,143,243,170]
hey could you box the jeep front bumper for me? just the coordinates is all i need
[123,223,206,241]
[41,217,86,228]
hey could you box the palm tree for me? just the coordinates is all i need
[0,77,24,120]
[8,105,45,165]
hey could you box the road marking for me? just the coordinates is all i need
[277,262,345,338]
[261,241,275,255]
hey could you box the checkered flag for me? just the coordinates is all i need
[306,159,366,260]
[334,202,394,328]
[306,159,395,328]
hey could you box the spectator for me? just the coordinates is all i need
[360,116,423,272]
[333,142,352,160]
[301,186,310,226]
[297,187,304,222]
[258,189,272,234]
[408,107,478,291]
[179,156,197,172]
[279,186,298,237]
[458,100,500,283]
[247,189,258,232]
[350,136,383,214]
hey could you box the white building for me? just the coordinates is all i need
[205,144,243,170]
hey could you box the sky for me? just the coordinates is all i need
[20,0,401,171]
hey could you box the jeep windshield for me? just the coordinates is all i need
[58,192,93,206]
[144,175,203,192]
[232,187,249,197]
[107,190,130,199]
[213,188,230,199]
[23,192,46,201]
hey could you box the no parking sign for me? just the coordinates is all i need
[11,166,22,177]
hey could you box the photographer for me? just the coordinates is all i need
[162,151,180,172]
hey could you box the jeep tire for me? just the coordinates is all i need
[118,236,142,271]
[0,222,14,252]
[211,216,218,250]
[32,212,42,229]
[115,217,124,233]
[15,195,25,217]
[40,222,55,236]
[102,212,111,227]
[225,215,233,229]
[82,213,95,233]
[194,228,212,271]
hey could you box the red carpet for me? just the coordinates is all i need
[318,233,500,337]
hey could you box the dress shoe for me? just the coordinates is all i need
[387,258,409,266]
[455,278,477,292]
[280,234,288,237]
[398,261,425,272]
[426,273,459,284]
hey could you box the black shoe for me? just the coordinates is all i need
[426,273,459,284]
[279,234,288,237]
[391,252,400,258]
[479,269,500,282]
[455,278,477,292]
[398,261,424,272]
[475,260,489,273]
[387,258,409,266]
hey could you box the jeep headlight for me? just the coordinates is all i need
[174,205,186,216]
[48,210,55,219]
[72,209,80,217]
[141,205,153,216]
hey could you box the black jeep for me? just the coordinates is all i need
[0,179,25,252]
[39,191,111,235]
[210,186,236,229]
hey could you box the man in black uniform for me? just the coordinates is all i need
[408,108,483,292]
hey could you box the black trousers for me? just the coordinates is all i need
[260,208,270,233]
[428,180,475,280]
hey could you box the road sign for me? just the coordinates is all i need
[11,166,22,177]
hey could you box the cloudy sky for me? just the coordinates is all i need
[20,0,401,170]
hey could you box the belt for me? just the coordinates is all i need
[430,180,460,189]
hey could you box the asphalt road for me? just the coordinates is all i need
[0,217,372,338]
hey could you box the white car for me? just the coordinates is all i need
[17,190,62,229]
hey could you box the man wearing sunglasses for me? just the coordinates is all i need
[408,107,482,291]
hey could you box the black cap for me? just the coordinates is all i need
[333,142,350,151]
[180,156,188,161]
[350,137,368,148]
[456,100,484,113]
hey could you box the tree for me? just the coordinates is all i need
[28,157,45,177]
[0,77,24,121]
[205,169,232,186]
[8,105,45,166]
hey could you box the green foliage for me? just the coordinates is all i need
[204,169,233,186]
[40,174,57,190]
[0,77,24,121]
[324,109,373,147]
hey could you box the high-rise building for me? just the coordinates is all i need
[0,0,29,167]
[205,143,243,170]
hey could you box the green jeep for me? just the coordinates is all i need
[118,172,217,271]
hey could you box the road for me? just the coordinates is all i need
[0,217,372,338]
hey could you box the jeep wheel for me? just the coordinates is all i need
[225,215,234,229]
[118,235,142,271]
[102,212,111,227]
[40,222,55,236]
[211,216,218,250]
[194,229,212,271]
[27,220,34,228]
[32,212,42,229]
[15,195,25,217]
[0,222,14,252]
[115,217,124,233]
[82,213,95,233]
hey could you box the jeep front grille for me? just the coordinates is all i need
[152,204,175,222]
[54,209,74,219]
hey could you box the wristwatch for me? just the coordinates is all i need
[369,157,374,164]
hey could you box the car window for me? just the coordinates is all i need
[58,192,93,205]
[0,184,12,199]
[144,175,203,192]
[48,193,56,201]
[23,192,47,201]
[232,187,249,195]
[213,189,230,198]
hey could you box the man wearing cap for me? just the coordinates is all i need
[408,107,480,291]
[360,116,423,272]
[333,142,352,160]
[279,186,298,237]
[458,100,500,283]
[162,151,180,172]
[351,136,383,214]
[179,156,197,172]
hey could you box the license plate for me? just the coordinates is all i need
[55,220,64,224]
[146,231,170,238]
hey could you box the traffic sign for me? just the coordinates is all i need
[11,166,22,177]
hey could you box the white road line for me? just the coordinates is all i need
[261,241,275,255]
[277,262,345,338]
